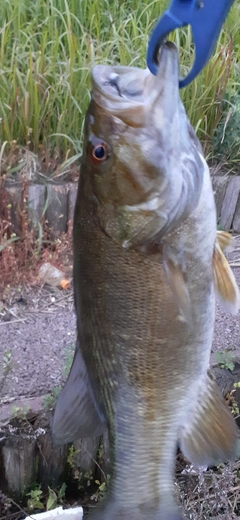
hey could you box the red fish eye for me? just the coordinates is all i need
[91,142,108,164]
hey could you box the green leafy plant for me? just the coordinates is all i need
[67,445,80,468]
[231,396,239,417]
[0,0,240,170]
[26,483,67,513]
[91,474,111,502]
[212,92,240,167]
[67,443,110,501]
[11,405,30,420]
[46,483,67,511]
[26,486,44,511]
[215,350,235,371]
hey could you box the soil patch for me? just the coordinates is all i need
[0,285,76,401]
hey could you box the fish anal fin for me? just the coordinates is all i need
[180,372,238,468]
[52,341,106,445]
[163,255,192,324]
[217,230,234,253]
[213,240,240,315]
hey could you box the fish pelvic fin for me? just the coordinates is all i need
[213,233,240,315]
[52,339,106,445]
[163,254,192,325]
[179,371,238,468]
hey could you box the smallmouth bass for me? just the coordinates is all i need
[53,42,239,520]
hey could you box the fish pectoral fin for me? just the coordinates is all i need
[179,371,238,468]
[213,238,240,315]
[52,340,106,445]
[163,254,192,324]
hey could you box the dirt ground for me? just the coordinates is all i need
[0,285,76,401]
[0,238,240,403]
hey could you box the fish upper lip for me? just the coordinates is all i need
[91,65,150,105]
[91,41,179,116]
[104,73,124,98]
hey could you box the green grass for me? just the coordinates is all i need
[0,0,240,169]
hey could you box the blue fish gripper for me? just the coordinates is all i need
[147,0,235,88]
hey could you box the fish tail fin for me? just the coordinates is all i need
[87,500,183,520]
[179,371,238,468]
[213,233,240,315]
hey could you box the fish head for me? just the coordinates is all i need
[82,42,204,248]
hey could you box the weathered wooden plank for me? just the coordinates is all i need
[211,175,228,220]
[4,182,23,236]
[98,431,110,482]
[211,367,235,396]
[45,184,68,236]
[5,175,239,238]
[220,176,240,231]
[232,194,240,233]
[72,436,100,474]
[0,395,49,428]
[68,182,78,224]
[27,183,46,227]
[37,429,68,488]
[1,435,37,498]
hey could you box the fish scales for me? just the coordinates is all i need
[52,42,239,520]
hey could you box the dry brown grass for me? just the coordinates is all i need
[176,452,240,519]
[0,178,73,293]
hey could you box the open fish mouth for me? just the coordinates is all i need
[91,41,180,125]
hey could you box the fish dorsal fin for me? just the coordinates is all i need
[52,340,106,445]
[179,371,238,468]
[213,232,240,315]
[163,254,192,324]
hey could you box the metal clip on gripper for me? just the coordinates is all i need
[146,0,235,88]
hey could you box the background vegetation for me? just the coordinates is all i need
[0,0,240,174]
